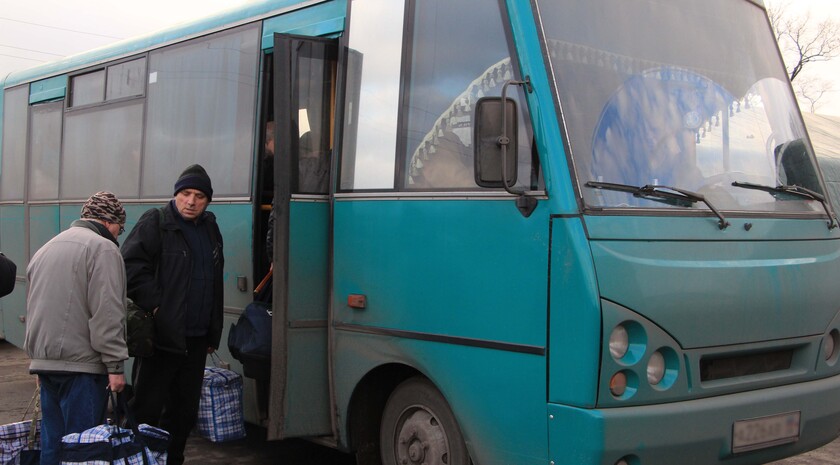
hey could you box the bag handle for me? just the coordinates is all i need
[210,352,231,370]
[108,389,141,435]
[22,385,40,449]
[107,389,152,465]
[21,385,39,422]
[254,268,272,296]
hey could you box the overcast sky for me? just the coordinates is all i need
[0,0,250,81]
[1,0,839,114]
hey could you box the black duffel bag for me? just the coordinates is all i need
[126,299,155,358]
[228,301,272,379]
[0,252,17,298]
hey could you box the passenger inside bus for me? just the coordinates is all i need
[261,120,276,205]
[298,131,330,194]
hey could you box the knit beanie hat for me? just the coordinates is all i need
[173,164,213,201]
[80,191,126,225]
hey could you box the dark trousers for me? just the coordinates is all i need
[130,337,208,465]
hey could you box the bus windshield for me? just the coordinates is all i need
[537,0,825,214]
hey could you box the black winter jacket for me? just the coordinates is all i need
[0,252,16,297]
[121,202,224,354]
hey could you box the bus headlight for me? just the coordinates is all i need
[824,329,839,362]
[609,325,629,360]
[609,371,627,397]
[647,350,665,385]
[609,370,638,400]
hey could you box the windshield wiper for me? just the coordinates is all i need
[586,181,729,230]
[731,181,838,229]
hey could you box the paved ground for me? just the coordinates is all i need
[0,340,836,464]
[0,340,354,465]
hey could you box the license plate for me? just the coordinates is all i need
[732,411,800,453]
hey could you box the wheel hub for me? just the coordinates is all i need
[396,408,449,465]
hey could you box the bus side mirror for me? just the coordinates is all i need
[775,138,820,191]
[474,97,518,188]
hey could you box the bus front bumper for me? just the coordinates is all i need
[548,374,840,465]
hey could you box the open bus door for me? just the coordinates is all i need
[267,33,337,440]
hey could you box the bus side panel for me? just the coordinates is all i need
[332,198,551,465]
[547,217,601,407]
[0,205,26,344]
[10,204,62,346]
[333,199,549,345]
[288,200,329,322]
[333,331,547,465]
[31,205,61,260]
[207,203,254,312]
[285,327,330,434]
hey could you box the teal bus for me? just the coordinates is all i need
[3,0,840,464]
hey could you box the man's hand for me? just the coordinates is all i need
[109,373,127,393]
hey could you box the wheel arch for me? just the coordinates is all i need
[346,363,420,464]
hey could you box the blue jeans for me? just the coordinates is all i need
[38,373,108,465]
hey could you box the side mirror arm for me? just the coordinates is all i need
[499,77,538,217]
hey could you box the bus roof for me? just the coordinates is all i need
[2,0,322,89]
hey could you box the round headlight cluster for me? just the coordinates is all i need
[607,322,679,399]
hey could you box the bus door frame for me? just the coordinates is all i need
[268,32,338,441]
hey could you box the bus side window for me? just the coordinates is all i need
[0,86,28,201]
[401,0,536,191]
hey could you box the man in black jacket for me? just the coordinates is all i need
[121,164,224,465]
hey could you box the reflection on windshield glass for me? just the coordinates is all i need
[536,0,825,214]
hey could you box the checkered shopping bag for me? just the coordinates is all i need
[59,391,169,465]
[0,386,41,465]
[196,366,246,443]
[60,423,169,465]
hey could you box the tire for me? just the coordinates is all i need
[380,376,470,465]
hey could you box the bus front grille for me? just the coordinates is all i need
[700,349,794,382]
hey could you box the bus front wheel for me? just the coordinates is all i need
[380,376,470,465]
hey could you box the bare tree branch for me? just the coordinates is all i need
[783,13,840,81]
[794,76,833,113]
[768,2,839,110]
[767,1,788,43]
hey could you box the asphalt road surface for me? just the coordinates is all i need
[0,340,835,464]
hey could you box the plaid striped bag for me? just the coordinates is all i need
[59,391,169,465]
[59,424,169,465]
[196,367,246,443]
[0,387,41,465]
